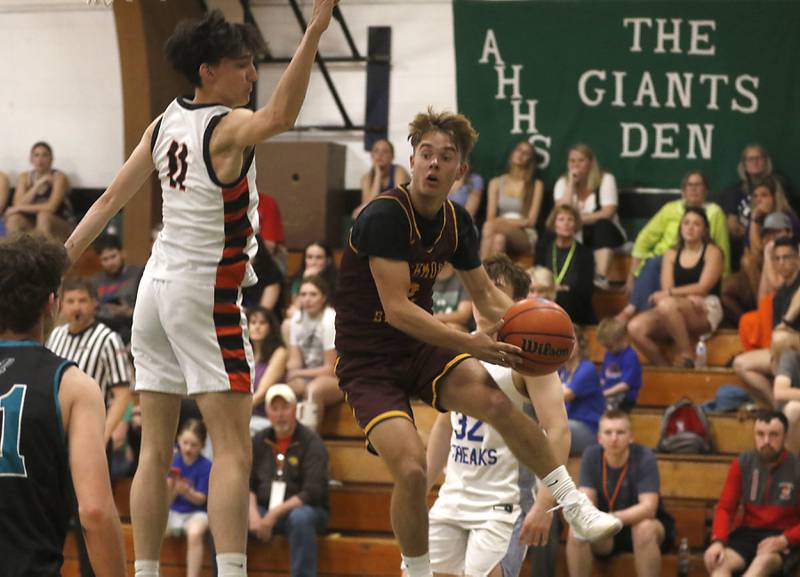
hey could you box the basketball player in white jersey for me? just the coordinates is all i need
[64,4,337,577]
[424,255,572,577]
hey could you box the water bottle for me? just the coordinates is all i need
[695,338,707,368]
[677,537,690,577]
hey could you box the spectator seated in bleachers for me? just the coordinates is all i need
[249,385,329,577]
[247,306,288,435]
[721,144,796,268]
[536,204,595,326]
[628,207,724,367]
[432,262,474,332]
[596,318,642,412]
[166,419,212,577]
[480,140,543,259]
[721,177,799,327]
[560,327,605,455]
[0,170,9,236]
[617,170,730,324]
[447,167,484,218]
[4,141,74,241]
[566,410,674,577]
[704,411,800,577]
[92,232,143,344]
[353,138,410,219]
[734,238,800,407]
[527,265,556,301]
[286,276,341,432]
[242,236,285,313]
[553,144,627,290]
[284,241,339,333]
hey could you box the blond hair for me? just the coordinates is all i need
[596,317,627,349]
[567,144,603,192]
[527,266,556,301]
[408,107,479,161]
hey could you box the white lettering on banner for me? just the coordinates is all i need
[688,20,716,56]
[633,71,661,108]
[699,73,729,110]
[478,28,553,163]
[479,29,504,65]
[654,18,683,54]
[665,72,694,108]
[511,99,539,134]
[623,17,716,56]
[731,75,759,114]
[612,71,627,107]
[495,65,523,100]
[621,122,714,159]
[623,17,653,52]
[578,70,606,106]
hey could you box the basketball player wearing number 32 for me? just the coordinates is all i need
[334,108,622,577]
[63,3,338,577]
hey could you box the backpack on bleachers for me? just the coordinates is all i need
[657,398,713,454]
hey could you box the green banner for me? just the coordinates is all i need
[453,0,800,197]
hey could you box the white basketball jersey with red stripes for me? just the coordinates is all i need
[148,97,259,289]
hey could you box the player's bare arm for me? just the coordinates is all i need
[60,366,126,577]
[425,412,453,491]
[65,119,158,264]
[211,0,337,153]
[369,256,520,365]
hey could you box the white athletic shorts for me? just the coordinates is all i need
[429,516,515,577]
[132,276,254,395]
[165,510,208,537]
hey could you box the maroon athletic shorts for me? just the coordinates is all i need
[336,343,471,450]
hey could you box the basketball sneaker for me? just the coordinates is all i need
[555,491,623,542]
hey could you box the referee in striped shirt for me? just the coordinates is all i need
[47,277,133,443]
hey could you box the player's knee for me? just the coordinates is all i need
[394,456,427,489]
[479,388,513,424]
[631,519,660,548]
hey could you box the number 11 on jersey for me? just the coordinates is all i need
[0,384,28,477]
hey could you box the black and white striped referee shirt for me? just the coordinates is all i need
[46,321,132,397]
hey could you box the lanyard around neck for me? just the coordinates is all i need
[602,453,629,512]
[552,241,576,285]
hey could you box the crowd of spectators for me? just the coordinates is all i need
[6,134,800,577]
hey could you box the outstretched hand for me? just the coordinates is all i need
[466,319,522,368]
[308,0,338,34]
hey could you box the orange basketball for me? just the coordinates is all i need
[498,298,575,376]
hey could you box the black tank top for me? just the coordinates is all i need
[335,187,459,355]
[0,341,75,576]
[673,244,720,296]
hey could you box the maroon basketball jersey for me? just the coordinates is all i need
[335,186,460,355]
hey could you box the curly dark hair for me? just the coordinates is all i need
[164,10,267,87]
[0,234,68,333]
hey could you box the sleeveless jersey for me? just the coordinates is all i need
[0,341,75,576]
[335,186,460,355]
[430,362,534,522]
[148,97,259,289]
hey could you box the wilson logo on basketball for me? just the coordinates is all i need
[521,339,571,358]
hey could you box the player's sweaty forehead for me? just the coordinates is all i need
[415,132,460,157]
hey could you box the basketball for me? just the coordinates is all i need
[498,298,575,376]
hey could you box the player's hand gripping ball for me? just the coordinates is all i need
[498,298,575,376]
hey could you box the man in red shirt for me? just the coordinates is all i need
[705,411,800,577]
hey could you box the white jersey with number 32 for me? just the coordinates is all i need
[148,97,259,288]
[430,362,533,522]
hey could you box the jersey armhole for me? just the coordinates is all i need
[150,116,164,155]
[203,113,257,188]
[53,360,77,441]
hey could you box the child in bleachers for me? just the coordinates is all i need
[166,419,212,577]
[596,318,642,412]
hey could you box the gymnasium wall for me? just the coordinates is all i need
[0,0,124,188]
[0,0,454,190]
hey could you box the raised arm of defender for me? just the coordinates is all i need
[369,257,521,366]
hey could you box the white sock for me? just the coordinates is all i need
[542,465,578,503]
[402,552,433,577]
[134,560,159,577]
[297,401,320,430]
[216,553,247,577]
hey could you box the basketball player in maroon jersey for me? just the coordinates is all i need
[334,109,622,577]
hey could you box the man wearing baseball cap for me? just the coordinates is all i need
[248,384,330,577]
